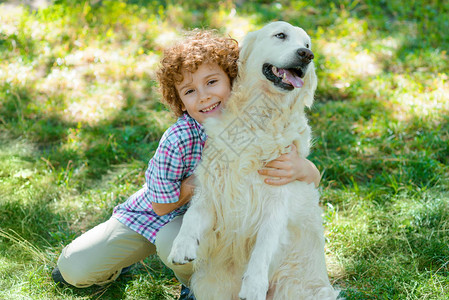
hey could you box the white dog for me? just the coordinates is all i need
[168,21,338,300]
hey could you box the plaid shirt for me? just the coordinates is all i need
[112,114,207,243]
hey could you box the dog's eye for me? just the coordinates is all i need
[274,33,286,40]
[306,43,310,49]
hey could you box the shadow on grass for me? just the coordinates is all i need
[0,79,166,177]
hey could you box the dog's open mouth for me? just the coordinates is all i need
[262,63,306,91]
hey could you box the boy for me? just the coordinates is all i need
[52,30,320,299]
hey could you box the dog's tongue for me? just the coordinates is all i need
[279,68,304,88]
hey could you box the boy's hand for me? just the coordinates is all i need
[257,144,321,187]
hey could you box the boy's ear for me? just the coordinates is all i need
[239,31,258,63]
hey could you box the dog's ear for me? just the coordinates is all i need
[239,31,258,63]
[303,63,317,108]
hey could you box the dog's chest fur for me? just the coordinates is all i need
[201,76,311,179]
[195,76,312,249]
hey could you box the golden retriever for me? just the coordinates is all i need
[168,21,338,300]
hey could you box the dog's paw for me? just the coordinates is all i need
[167,236,199,265]
[238,274,268,300]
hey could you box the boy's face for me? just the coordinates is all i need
[176,63,231,124]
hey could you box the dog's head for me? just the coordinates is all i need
[239,21,317,107]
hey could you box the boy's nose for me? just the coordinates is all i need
[198,90,211,102]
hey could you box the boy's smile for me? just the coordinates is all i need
[176,63,231,124]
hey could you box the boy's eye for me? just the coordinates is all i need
[184,89,194,95]
[208,79,218,85]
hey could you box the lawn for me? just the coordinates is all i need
[0,0,448,299]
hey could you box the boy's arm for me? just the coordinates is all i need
[154,144,319,215]
[152,175,196,216]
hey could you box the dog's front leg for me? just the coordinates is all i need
[168,192,214,265]
[239,203,288,300]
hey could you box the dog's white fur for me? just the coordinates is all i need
[168,21,338,300]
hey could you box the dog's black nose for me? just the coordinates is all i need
[297,48,314,62]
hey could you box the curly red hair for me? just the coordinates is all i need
[156,30,239,117]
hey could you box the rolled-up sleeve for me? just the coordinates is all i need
[145,137,185,204]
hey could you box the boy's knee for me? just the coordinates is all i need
[155,216,183,261]
[165,260,193,286]
[57,251,93,287]
[57,246,114,287]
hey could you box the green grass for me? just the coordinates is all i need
[0,0,448,299]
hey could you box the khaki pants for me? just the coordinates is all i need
[57,216,193,287]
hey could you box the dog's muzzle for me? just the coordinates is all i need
[263,47,313,91]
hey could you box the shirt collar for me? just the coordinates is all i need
[183,113,208,142]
